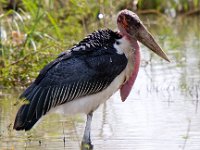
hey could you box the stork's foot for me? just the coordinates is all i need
[81,142,93,150]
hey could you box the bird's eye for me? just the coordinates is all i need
[116,41,120,45]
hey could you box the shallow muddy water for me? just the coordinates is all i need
[0,16,200,150]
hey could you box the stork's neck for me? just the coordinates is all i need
[120,34,140,67]
[119,35,140,102]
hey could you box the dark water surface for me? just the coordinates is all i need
[0,16,200,150]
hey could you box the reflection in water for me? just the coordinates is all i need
[0,16,200,150]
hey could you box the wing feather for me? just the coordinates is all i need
[48,87,54,110]
[60,86,67,104]
[53,86,60,107]
[26,87,42,121]
[42,87,52,114]
[57,85,65,104]
[26,86,39,100]
[35,89,47,119]
[71,82,79,100]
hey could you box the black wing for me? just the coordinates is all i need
[13,29,127,130]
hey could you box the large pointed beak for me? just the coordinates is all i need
[136,25,170,62]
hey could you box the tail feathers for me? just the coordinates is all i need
[14,84,48,131]
[13,104,40,131]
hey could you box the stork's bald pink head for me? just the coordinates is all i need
[117,9,170,62]
[117,9,141,36]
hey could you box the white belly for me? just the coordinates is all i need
[50,70,126,115]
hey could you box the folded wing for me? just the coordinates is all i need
[14,45,127,130]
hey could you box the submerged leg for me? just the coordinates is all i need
[81,112,93,150]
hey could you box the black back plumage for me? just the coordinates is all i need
[14,29,128,131]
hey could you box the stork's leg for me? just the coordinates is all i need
[81,112,93,150]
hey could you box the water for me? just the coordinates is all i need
[0,16,200,150]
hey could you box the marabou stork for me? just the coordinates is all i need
[14,9,169,149]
